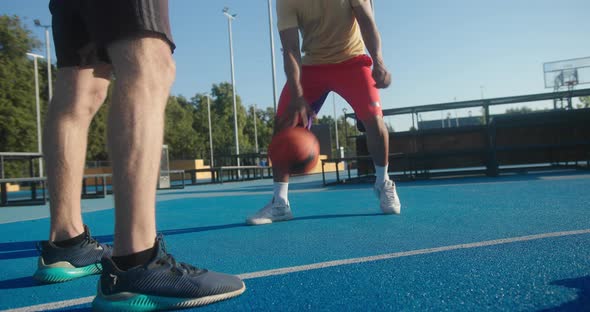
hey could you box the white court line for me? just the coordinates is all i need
[4,228,590,312]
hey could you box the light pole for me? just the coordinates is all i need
[222,7,241,170]
[27,52,44,177]
[342,107,348,157]
[253,105,259,153]
[332,94,339,153]
[34,19,52,102]
[267,0,278,113]
[206,95,214,167]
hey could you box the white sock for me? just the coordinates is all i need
[273,182,289,205]
[375,165,389,185]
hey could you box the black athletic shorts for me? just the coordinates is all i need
[49,0,175,68]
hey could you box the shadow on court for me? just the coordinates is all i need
[0,212,382,261]
[0,276,39,289]
[540,276,590,312]
[156,180,327,197]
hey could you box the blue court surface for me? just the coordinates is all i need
[1,170,590,311]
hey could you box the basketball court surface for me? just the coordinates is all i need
[1,170,589,311]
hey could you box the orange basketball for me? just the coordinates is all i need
[269,127,320,174]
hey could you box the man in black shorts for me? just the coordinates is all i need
[34,1,245,310]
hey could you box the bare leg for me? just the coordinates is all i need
[362,115,389,167]
[106,37,175,257]
[246,123,293,225]
[363,114,400,214]
[44,65,111,242]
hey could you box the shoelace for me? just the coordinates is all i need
[80,234,99,248]
[80,232,112,251]
[382,182,397,202]
[156,235,204,275]
[156,253,204,275]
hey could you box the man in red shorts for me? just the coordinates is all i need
[37,0,244,310]
[247,0,401,225]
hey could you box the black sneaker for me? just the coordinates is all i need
[33,225,112,283]
[92,235,246,311]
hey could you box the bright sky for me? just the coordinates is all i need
[3,0,590,129]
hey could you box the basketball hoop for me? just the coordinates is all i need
[544,56,589,90]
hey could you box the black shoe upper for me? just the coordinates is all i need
[38,225,112,267]
[99,235,244,299]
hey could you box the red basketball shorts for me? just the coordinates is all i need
[277,54,383,127]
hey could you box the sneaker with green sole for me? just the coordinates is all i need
[92,235,246,311]
[33,225,111,283]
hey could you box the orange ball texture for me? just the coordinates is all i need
[269,127,320,174]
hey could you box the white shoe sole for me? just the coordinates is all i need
[381,206,401,215]
[246,214,293,226]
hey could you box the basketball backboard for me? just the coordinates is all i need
[544,57,590,89]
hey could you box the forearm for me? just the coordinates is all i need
[358,20,384,66]
[283,49,304,97]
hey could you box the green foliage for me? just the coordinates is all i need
[0,15,47,177]
[0,15,40,153]
[251,106,275,152]
[316,115,359,157]
[86,86,111,161]
[164,96,200,159]
[1,14,280,175]
[579,96,590,109]
[0,15,40,57]
[209,82,253,156]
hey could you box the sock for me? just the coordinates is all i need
[273,182,289,205]
[53,232,85,248]
[374,165,389,185]
[112,246,157,271]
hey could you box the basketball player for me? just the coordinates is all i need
[36,0,244,310]
[247,0,401,225]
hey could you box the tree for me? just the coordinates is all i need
[86,86,110,162]
[316,115,359,157]
[187,93,214,161]
[0,14,278,170]
[243,105,275,154]
[0,15,46,177]
[164,96,200,160]
[253,106,275,152]
[578,96,590,109]
[210,83,252,156]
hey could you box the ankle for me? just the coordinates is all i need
[50,224,85,242]
[273,197,288,206]
[112,245,156,271]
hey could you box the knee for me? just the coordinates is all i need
[157,53,176,90]
[112,38,176,93]
[88,85,109,111]
[49,83,108,122]
[362,115,388,136]
[76,84,109,119]
[146,51,176,90]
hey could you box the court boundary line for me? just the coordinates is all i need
[3,228,590,312]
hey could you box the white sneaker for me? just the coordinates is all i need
[374,180,401,214]
[246,200,293,225]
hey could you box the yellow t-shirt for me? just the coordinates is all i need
[277,0,368,65]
